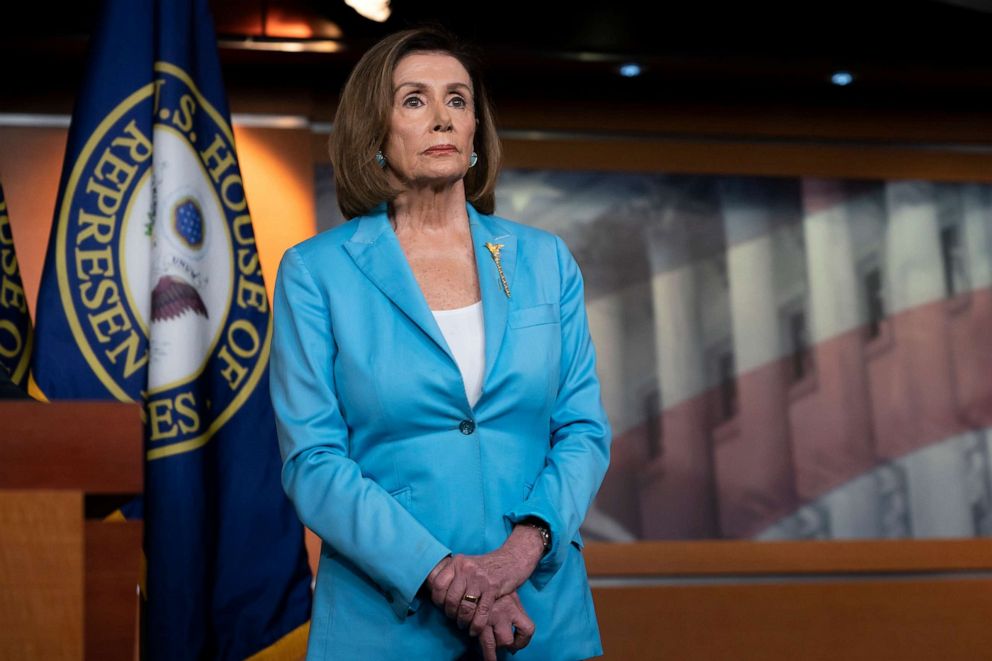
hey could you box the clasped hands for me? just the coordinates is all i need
[425,524,545,660]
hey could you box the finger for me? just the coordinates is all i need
[511,608,535,651]
[430,562,455,606]
[469,589,497,637]
[480,626,498,661]
[427,556,449,584]
[444,575,468,620]
[457,578,491,629]
[494,618,514,649]
[455,588,481,630]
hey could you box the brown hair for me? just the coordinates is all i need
[328,26,502,219]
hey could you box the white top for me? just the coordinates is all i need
[431,300,485,408]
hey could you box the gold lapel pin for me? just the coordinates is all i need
[485,241,511,298]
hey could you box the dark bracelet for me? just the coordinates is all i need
[520,519,551,555]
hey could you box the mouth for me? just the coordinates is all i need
[423,145,458,155]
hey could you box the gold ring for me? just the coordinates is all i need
[462,594,480,604]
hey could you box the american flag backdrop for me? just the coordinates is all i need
[317,168,992,542]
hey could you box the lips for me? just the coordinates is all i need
[423,145,458,155]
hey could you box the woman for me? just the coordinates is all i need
[270,26,611,660]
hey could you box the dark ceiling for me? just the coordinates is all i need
[5,0,992,116]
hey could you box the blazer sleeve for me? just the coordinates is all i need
[503,235,612,589]
[270,246,451,619]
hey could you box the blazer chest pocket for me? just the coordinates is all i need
[509,303,559,329]
[389,485,412,512]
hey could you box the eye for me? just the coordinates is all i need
[401,95,424,108]
[449,95,467,109]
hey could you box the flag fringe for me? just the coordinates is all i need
[243,621,310,661]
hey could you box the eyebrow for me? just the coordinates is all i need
[395,82,473,94]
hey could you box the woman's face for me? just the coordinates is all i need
[383,51,476,189]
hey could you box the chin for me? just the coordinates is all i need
[412,168,468,187]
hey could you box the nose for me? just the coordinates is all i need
[433,105,453,132]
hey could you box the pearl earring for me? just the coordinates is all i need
[375,150,386,168]
[469,152,478,168]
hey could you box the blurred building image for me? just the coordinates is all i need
[457,173,992,543]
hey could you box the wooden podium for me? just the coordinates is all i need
[0,401,143,661]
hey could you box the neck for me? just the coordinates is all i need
[390,180,469,234]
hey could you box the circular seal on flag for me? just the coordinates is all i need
[55,62,270,460]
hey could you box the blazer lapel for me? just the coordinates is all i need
[343,207,455,363]
[343,204,518,399]
[468,205,516,390]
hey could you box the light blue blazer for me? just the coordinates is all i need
[270,203,611,660]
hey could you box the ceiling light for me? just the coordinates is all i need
[345,0,391,22]
[619,63,642,78]
[218,38,344,53]
[831,71,854,86]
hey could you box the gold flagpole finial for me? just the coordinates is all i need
[485,242,510,298]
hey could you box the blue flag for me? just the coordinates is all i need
[30,0,312,657]
[0,182,32,389]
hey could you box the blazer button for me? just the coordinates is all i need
[459,419,476,435]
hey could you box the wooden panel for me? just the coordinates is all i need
[0,490,83,660]
[0,125,65,319]
[495,101,992,145]
[311,97,992,147]
[309,107,992,185]
[502,138,992,183]
[85,521,142,661]
[584,539,992,576]
[0,402,142,494]
[593,579,992,661]
[586,540,992,660]
[232,126,318,303]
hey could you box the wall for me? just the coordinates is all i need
[0,124,316,313]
